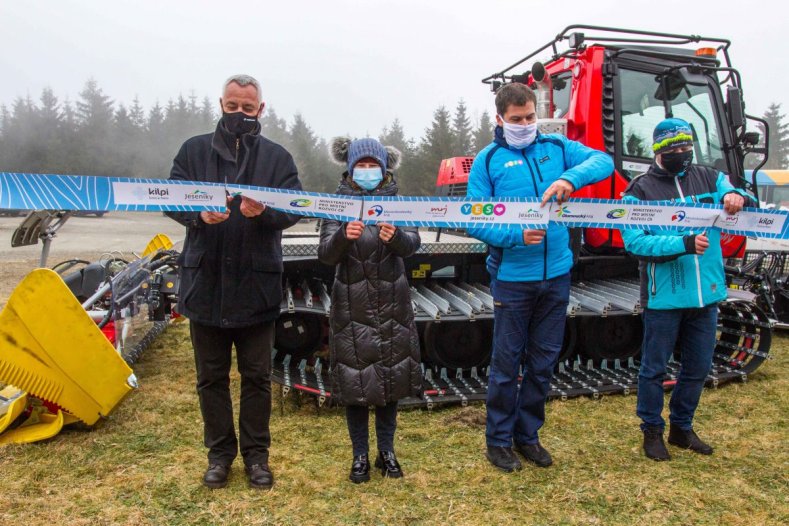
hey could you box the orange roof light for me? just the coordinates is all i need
[696,47,717,57]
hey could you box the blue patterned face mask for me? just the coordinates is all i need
[500,118,538,149]
[352,166,383,190]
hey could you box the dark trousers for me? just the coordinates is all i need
[190,320,274,467]
[637,305,718,431]
[345,402,398,457]
[486,273,571,447]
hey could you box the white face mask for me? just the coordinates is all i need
[499,117,538,149]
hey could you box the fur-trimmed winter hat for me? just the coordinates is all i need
[330,136,402,175]
[652,118,694,155]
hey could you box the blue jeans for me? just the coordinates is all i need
[637,305,718,431]
[486,273,570,447]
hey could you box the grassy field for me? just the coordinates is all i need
[0,323,786,526]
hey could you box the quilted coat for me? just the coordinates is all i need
[318,177,422,406]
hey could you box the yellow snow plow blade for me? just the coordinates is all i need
[0,385,27,434]
[142,233,173,256]
[0,268,134,425]
[0,409,77,445]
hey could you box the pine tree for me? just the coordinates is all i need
[414,105,455,195]
[380,118,419,195]
[471,110,494,154]
[289,113,325,192]
[760,103,789,169]
[75,79,115,175]
[452,100,472,156]
[76,78,114,130]
[198,96,216,132]
[129,96,146,131]
[260,107,291,148]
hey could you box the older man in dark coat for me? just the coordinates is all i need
[165,74,301,490]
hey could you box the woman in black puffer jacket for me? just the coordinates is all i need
[318,137,421,484]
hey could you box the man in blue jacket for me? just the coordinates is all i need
[622,118,748,461]
[467,82,613,472]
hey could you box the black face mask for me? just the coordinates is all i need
[661,150,693,175]
[221,111,258,136]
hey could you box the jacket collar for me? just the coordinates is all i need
[211,119,262,162]
[649,160,689,179]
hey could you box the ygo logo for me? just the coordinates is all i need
[289,198,312,207]
[606,208,626,219]
[460,202,506,216]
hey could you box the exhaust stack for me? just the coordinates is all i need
[531,61,553,119]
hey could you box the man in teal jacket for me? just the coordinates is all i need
[467,82,613,472]
[622,118,749,461]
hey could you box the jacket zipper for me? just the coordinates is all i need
[649,262,656,296]
[674,175,704,307]
[530,158,544,182]
[523,153,548,280]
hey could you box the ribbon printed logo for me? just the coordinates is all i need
[519,208,543,220]
[606,208,626,219]
[671,210,686,222]
[367,205,384,217]
[555,205,592,219]
[289,199,312,208]
[184,189,213,201]
[461,203,506,216]
[147,187,170,201]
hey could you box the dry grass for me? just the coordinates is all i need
[0,325,787,526]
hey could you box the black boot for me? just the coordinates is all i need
[375,451,403,478]
[245,464,274,490]
[668,425,714,455]
[349,454,370,484]
[515,442,553,467]
[485,446,522,472]
[203,464,231,489]
[642,426,671,461]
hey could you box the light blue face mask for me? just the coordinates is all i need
[352,166,383,190]
[500,117,538,149]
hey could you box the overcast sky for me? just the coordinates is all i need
[1,0,786,141]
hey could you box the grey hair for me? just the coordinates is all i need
[222,74,261,102]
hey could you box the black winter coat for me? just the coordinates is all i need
[318,176,422,406]
[166,122,302,328]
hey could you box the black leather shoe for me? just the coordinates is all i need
[374,450,403,478]
[203,464,230,489]
[643,426,671,461]
[515,442,553,467]
[349,454,370,484]
[245,464,274,489]
[485,446,522,473]
[668,425,714,455]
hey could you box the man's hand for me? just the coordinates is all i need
[522,229,547,245]
[345,220,365,240]
[378,222,397,243]
[541,179,574,207]
[695,233,710,255]
[723,192,745,215]
[200,195,232,224]
[240,196,266,218]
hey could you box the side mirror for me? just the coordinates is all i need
[726,86,746,128]
[743,131,760,146]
